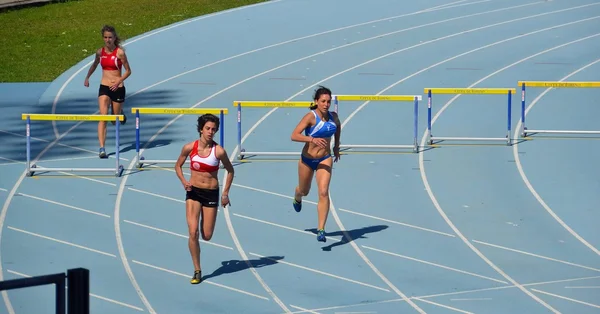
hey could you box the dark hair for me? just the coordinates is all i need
[101,25,121,48]
[197,114,220,133]
[309,85,332,110]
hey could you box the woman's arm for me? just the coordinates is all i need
[216,146,234,207]
[174,143,193,190]
[114,48,132,90]
[290,112,314,143]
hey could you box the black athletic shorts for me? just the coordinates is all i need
[186,186,219,207]
[98,84,126,103]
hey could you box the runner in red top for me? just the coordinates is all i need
[175,114,235,284]
[83,25,132,158]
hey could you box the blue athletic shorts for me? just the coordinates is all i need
[301,154,331,171]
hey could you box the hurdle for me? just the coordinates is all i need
[22,113,125,177]
[332,94,421,153]
[234,100,313,160]
[132,107,227,168]
[518,81,600,137]
[423,88,516,146]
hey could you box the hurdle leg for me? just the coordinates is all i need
[520,83,527,137]
[220,110,225,147]
[427,89,433,145]
[135,109,144,168]
[115,116,123,177]
[334,95,339,114]
[25,115,36,177]
[237,103,244,160]
[507,89,512,145]
[413,96,419,152]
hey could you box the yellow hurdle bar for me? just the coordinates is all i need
[233,101,313,108]
[130,107,228,115]
[424,88,515,146]
[518,81,600,88]
[234,100,312,159]
[21,114,124,122]
[332,94,422,153]
[518,81,600,137]
[132,107,228,168]
[21,113,124,177]
[424,88,516,95]
[334,95,422,102]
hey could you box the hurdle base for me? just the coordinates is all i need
[136,157,227,169]
[339,144,418,153]
[26,164,124,177]
[523,129,600,137]
[429,136,510,146]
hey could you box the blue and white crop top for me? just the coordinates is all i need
[305,110,337,138]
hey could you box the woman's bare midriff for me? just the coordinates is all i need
[189,171,220,190]
[101,70,123,87]
[302,139,332,159]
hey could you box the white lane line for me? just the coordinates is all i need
[7,226,116,257]
[130,259,270,301]
[531,288,600,309]
[415,31,600,314]
[287,275,600,314]
[16,192,111,218]
[512,59,600,257]
[362,245,508,284]
[472,239,600,272]
[123,219,233,250]
[248,253,390,293]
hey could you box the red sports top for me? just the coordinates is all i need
[100,47,122,71]
[189,141,220,173]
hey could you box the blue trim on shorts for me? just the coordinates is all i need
[301,154,331,171]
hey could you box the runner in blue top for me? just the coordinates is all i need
[290,85,341,243]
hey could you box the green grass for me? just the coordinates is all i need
[0,0,268,83]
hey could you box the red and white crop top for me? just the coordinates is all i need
[189,140,220,173]
[100,47,122,71]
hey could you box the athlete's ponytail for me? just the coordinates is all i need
[309,85,332,110]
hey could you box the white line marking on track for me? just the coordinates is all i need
[6,269,144,311]
[233,182,454,238]
[232,213,343,243]
[0,188,7,192]
[362,245,508,284]
[531,289,600,309]
[123,219,234,250]
[248,253,390,292]
[0,130,128,161]
[288,275,600,314]
[472,239,600,272]
[512,59,600,257]
[413,30,600,314]
[450,298,492,301]
[127,187,184,204]
[289,305,321,314]
[565,286,600,289]
[229,5,600,314]
[338,208,456,238]
[16,192,111,218]
[7,226,116,257]
[130,259,270,301]
[414,297,474,314]
[0,2,533,313]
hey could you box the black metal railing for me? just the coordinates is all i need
[0,267,89,314]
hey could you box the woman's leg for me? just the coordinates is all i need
[314,157,333,242]
[97,95,111,157]
[293,158,314,212]
[186,199,202,283]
